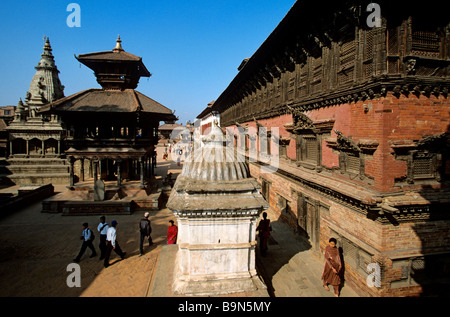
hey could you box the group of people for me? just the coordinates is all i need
[73,213,178,268]
[74,210,344,296]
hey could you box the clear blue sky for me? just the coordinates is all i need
[0,0,296,125]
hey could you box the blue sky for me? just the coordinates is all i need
[0,0,296,125]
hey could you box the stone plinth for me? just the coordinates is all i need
[167,125,268,296]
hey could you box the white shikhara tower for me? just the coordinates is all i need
[25,37,65,116]
[167,124,269,295]
[5,37,68,185]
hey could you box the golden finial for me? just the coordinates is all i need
[113,35,124,52]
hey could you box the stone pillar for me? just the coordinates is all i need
[140,157,144,187]
[93,160,98,182]
[26,140,29,157]
[57,139,61,156]
[116,159,122,187]
[68,156,75,187]
[41,140,45,157]
[80,159,85,182]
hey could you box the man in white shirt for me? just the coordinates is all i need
[73,222,97,263]
[97,216,109,260]
[104,220,126,268]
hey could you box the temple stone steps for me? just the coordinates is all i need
[0,158,70,185]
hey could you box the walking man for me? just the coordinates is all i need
[139,212,153,255]
[97,216,109,260]
[73,223,97,263]
[104,220,126,268]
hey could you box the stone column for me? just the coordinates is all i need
[26,140,29,157]
[68,156,75,187]
[116,159,122,187]
[93,160,98,182]
[41,140,45,157]
[80,159,85,182]
[140,157,144,187]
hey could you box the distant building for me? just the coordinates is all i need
[212,0,450,297]
[196,100,219,135]
[158,122,184,141]
[0,105,16,120]
[0,106,16,157]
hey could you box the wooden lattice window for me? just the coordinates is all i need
[413,155,433,178]
[409,152,436,182]
[346,154,361,174]
[261,178,271,203]
[305,137,318,162]
[297,134,319,167]
[412,31,440,53]
[338,40,356,86]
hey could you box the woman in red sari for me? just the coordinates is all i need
[167,220,178,245]
[321,237,342,297]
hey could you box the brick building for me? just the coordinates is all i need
[211,1,450,296]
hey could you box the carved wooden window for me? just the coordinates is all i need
[297,134,319,167]
[338,40,356,86]
[305,137,318,162]
[363,29,375,79]
[280,142,288,158]
[311,56,322,95]
[407,151,442,183]
[261,178,271,203]
[287,74,296,101]
[298,64,308,96]
[412,153,434,179]
[412,30,440,56]
[346,153,361,174]
[392,253,450,288]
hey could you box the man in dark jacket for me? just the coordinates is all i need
[139,212,153,255]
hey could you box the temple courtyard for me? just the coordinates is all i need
[0,146,359,297]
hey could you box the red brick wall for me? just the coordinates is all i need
[304,92,449,193]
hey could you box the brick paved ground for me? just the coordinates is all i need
[0,146,181,297]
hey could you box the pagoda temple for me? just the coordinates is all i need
[39,36,177,188]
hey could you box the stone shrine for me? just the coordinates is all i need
[167,124,268,295]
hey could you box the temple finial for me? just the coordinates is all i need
[113,35,124,52]
[43,36,52,53]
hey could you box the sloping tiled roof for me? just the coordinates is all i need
[76,50,142,62]
[159,123,183,130]
[39,89,175,116]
